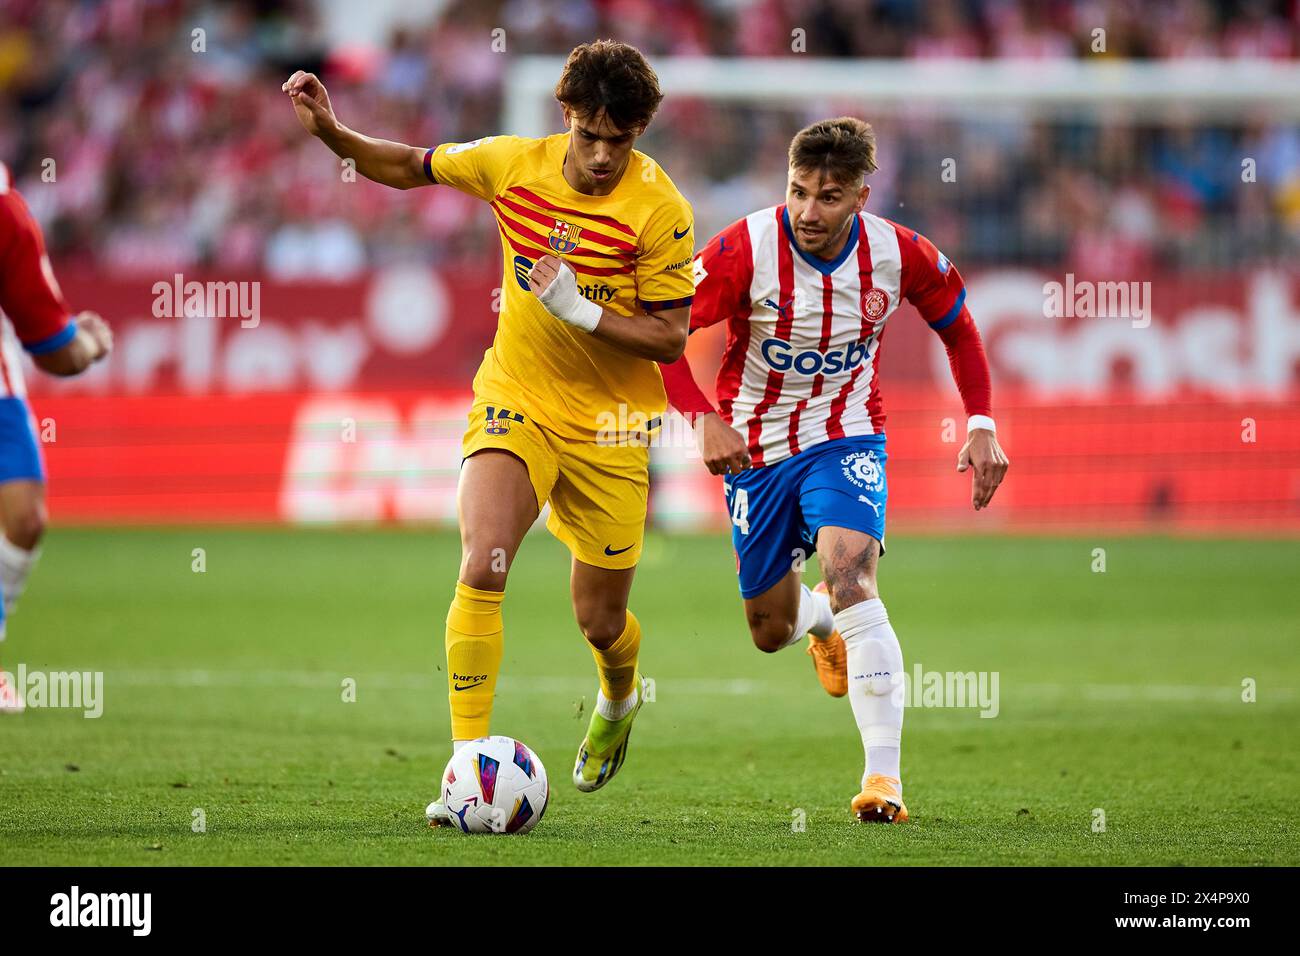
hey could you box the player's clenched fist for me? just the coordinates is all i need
[526,254,563,297]
[695,413,751,475]
[528,254,602,333]
[76,311,113,363]
[282,70,338,137]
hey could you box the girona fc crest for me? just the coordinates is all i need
[548,220,582,254]
[841,450,885,493]
[862,287,890,320]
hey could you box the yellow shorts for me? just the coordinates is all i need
[461,396,649,570]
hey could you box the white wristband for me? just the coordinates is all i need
[967,415,997,434]
[536,260,602,333]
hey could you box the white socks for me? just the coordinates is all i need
[596,685,638,721]
[0,536,38,615]
[784,583,835,648]
[836,597,904,794]
[0,536,40,635]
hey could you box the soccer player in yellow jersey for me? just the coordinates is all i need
[284,41,694,823]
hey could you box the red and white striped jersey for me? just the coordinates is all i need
[0,162,77,398]
[686,204,986,468]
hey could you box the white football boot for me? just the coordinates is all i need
[425,800,454,828]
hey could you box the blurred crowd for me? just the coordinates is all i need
[1,0,1297,280]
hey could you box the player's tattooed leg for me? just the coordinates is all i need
[819,530,880,612]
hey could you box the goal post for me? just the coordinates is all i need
[504,57,1300,135]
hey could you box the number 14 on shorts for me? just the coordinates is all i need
[729,486,750,535]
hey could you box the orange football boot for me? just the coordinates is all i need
[805,581,847,697]
[851,773,909,824]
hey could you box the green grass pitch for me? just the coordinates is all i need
[1,527,1297,866]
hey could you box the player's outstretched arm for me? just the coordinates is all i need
[659,354,751,475]
[900,227,1009,509]
[526,254,687,362]
[32,312,113,377]
[0,186,112,377]
[282,71,428,190]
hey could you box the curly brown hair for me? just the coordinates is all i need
[788,117,878,185]
[554,40,664,134]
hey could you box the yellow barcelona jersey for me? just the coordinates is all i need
[424,133,695,440]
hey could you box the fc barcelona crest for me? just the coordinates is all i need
[548,219,582,254]
[484,405,525,436]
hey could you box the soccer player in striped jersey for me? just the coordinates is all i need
[285,41,696,826]
[660,118,1009,822]
[0,161,114,713]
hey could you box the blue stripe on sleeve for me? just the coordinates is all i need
[23,320,77,355]
[638,295,694,312]
[928,287,967,331]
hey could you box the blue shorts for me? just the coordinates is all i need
[723,434,887,599]
[0,397,45,483]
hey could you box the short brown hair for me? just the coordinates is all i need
[788,117,878,185]
[554,40,664,133]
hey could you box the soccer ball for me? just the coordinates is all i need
[439,735,549,834]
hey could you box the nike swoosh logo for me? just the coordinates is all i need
[604,544,635,556]
[673,224,690,239]
[453,681,485,691]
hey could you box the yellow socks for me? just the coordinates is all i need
[446,586,641,737]
[589,609,642,703]
[445,582,504,740]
